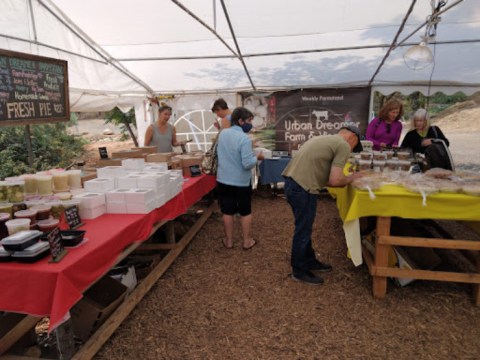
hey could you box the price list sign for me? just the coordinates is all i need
[0,49,69,126]
[64,206,83,229]
[47,227,67,263]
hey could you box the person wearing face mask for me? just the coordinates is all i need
[216,107,264,250]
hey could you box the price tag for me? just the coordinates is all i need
[98,147,109,159]
[189,165,201,177]
[47,227,67,263]
[64,206,83,229]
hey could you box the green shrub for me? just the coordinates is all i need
[0,122,87,179]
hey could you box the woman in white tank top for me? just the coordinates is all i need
[144,106,185,152]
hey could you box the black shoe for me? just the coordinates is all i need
[292,270,324,285]
[309,261,332,273]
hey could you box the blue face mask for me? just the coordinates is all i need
[241,122,253,133]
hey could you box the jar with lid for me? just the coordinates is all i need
[35,175,53,196]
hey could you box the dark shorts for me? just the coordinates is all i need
[216,182,252,216]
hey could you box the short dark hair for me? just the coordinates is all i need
[211,98,229,112]
[230,107,253,126]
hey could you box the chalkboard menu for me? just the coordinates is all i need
[64,205,83,229]
[47,227,67,263]
[0,49,69,126]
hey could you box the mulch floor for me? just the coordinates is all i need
[95,191,480,360]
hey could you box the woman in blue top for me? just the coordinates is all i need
[216,107,263,250]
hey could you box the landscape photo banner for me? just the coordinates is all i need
[273,88,370,152]
[0,49,69,126]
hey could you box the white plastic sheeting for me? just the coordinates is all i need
[1,0,480,111]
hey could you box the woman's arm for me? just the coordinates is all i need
[392,121,403,146]
[144,125,153,146]
[240,138,258,170]
[171,125,178,146]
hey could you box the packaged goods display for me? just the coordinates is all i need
[14,209,38,225]
[0,245,11,262]
[0,203,13,217]
[67,170,82,189]
[60,230,86,247]
[1,230,42,251]
[5,218,31,235]
[20,175,37,195]
[37,218,60,233]
[11,241,50,263]
[35,175,53,195]
[0,181,25,203]
[52,171,69,192]
[0,213,11,240]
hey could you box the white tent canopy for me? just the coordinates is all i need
[1,0,480,112]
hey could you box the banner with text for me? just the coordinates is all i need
[273,88,370,152]
[0,49,69,126]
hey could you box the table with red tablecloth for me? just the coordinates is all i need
[0,174,216,331]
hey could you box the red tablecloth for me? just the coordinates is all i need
[0,174,216,331]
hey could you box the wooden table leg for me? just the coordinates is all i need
[165,221,175,244]
[372,216,391,299]
[474,253,480,305]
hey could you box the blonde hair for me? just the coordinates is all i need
[410,108,431,130]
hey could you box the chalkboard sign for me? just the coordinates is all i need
[98,146,109,159]
[189,165,201,177]
[47,226,67,263]
[0,49,69,126]
[64,206,83,229]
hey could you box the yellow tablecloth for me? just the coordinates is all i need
[329,184,480,266]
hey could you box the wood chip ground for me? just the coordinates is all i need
[95,193,480,360]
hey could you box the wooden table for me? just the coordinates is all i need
[0,175,217,358]
[329,183,480,304]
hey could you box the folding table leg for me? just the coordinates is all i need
[372,216,391,299]
[474,254,480,306]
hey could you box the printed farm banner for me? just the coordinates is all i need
[244,88,370,152]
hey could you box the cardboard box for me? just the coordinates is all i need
[132,146,157,154]
[111,149,144,159]
[96,158,123,167]
[71,275,128,341]
[81,171,97,185]
[146,153,172,163]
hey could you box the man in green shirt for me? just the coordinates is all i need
[282,125,363,285]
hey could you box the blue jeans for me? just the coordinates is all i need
[284,177,318,275]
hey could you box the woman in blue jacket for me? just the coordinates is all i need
[216,107,263,250]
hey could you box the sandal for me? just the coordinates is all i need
[242,239,257,251]
[222,238,233,249]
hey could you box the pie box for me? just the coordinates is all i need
[11,241,50,263]
[0,230,43,251]
[60,230,86,247]
[0,245,12,262]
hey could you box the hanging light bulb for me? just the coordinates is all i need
[404,39,434,70]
